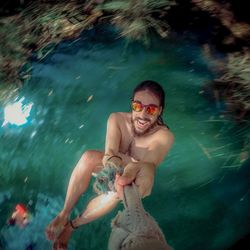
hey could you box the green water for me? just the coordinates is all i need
[0,26,249,250]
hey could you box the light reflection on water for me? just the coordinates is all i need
[2,97,33,127]
[0,26,249,250]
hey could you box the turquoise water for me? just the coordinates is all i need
[0,26,249,250]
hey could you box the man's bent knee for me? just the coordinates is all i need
[80,150,103,170]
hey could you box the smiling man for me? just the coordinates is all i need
[46,80,174,249]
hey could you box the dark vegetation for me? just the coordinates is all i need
[0,0,249,121]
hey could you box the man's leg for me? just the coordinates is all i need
[46,150,104,240]
[53,192,119,250]
[74,191,119,226]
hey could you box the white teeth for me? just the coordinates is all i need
[137,119,147,126]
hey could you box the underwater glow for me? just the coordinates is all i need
[2,97,33,127]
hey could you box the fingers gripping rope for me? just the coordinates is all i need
[93,164,123,195]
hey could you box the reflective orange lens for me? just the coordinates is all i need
[131,101,159,115]
[146,105,158,115]
[132,101,143,112]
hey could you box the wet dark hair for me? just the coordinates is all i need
[132,80,169,128]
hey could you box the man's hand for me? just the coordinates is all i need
[103,155,123,174]
[115,162,155,199]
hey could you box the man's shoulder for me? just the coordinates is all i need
[154,125,174,143]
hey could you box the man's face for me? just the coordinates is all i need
[131,90,162,136]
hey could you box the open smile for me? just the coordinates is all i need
[136,119,150,129]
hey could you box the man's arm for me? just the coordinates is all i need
[117,129,174,198]
[102,113,138,167]
[104,113,121,156]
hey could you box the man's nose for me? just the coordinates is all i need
[140,108,149,118]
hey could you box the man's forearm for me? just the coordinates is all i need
[116,161,156,198]
[117,152,138,166]
[102,151,138,167]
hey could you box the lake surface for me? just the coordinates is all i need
[0,25,249,250]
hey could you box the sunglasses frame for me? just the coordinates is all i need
[131,100,159,116]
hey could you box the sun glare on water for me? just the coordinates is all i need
[2,97,33,127]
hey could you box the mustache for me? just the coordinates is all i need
[134,117,151,123]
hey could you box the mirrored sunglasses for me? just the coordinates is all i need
[131,100,159,116]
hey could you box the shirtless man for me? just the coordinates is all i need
[45,80,174,249]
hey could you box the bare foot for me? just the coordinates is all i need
[46,213,68,241]
[52,222,74,250]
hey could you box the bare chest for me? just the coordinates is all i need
[119,124,153,161]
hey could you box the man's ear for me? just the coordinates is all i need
[159,106,163,115]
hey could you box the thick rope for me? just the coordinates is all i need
[93,165,172,250]
[109,183,173,250]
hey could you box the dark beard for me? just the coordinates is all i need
[131,117,158,137]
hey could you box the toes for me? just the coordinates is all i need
[53,242,67,250]
[45,216,67,241]
[61,245,67,250]
[45,227,55,241]
[52,241,57,250]
[52,241,59,250]
[45,228,51,240]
